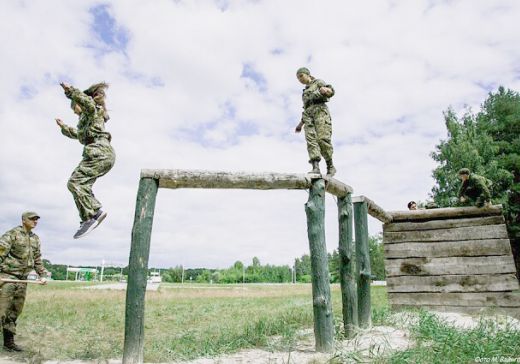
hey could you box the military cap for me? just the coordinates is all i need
[296,67,310,76]
[458,168,471,175]
[22,211,40,220]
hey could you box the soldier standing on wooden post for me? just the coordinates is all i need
[0,212,48,352]
[458,168,491,208]
[294,67,337,177]
[55,82,116,239]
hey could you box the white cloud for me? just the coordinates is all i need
[1,0,520,268]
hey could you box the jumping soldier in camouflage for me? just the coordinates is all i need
[56,82,116,239]
[0,212,48,352]
[294,67,336,177]
[458,168,492,207]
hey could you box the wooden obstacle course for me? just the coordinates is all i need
[123,169,372,364]
[383,205,520,318]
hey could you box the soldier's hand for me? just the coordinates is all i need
[319,87,332,97]
[55,118,64,128]
[60,82,71,91]
[460,197,466,203]
[39,278,47,285]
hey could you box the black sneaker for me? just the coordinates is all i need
[73,218,98,239]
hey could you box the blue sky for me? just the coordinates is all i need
[1,0,520,269]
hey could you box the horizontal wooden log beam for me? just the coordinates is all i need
[385,256,517,277]
[352,195,392,223]
[140,169,353,196]
[384,239,513,259]
[383,224,509,244]
[388,205,503,222]
[383,215,505,232]
[388,292,520,308]
[387,274,520,293]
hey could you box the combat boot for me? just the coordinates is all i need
[3,329,22,352]
[326,160,336,177]
[309,160,320,174]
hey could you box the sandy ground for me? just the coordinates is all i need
[1,311,519,364]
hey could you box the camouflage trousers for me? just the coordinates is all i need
[0,274,27,335]
[302,105,333,162]
[68,138,115,222]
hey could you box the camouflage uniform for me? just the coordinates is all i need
[301,78,335,163]
[458,173,492,207]
[0,226,47,335]
[61,87,116,222]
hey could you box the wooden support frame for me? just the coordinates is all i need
[305,179,334,351]
[352,195,393,223]
[338,194,358,337]
[122,170,354,363]
[123,177,158,364]
[354,199,372,328]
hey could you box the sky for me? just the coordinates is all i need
[1,0,520,270]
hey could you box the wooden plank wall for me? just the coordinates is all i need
[383,208,520,318]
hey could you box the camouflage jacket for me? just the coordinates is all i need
[458,174,491,203]
[61,86,111,145]
[302,79,335,109]
[0,226,47,279]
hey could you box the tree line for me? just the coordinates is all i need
[42,235,386,283]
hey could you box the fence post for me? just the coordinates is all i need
[354,199,372,328]
[305,178,334,352]
[338,194,358,337]
[123,177,159,364]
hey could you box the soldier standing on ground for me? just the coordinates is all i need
[458,168,492,207]
[55,82,116,239]
[0,212,48,352]
[294,67,337,177]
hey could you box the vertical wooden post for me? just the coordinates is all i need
[305,178,334,352]
[123,177,159,364]
[354,200,372,328]
[338,194,358,337]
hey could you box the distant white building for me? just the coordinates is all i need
[66,267,98,281]
[148,271,162,284]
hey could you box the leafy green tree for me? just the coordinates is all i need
[430,87,520,278]
[294,254,311,281]
[369,235,385,280]
[252,257,260,267]
[161,266,183,283]
[431,108,510,207]
[328,250,340,283]
[233,261,244,270]
[195,269,212,283]
[43,260,67,280]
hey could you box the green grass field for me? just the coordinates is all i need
[7,282,520,363]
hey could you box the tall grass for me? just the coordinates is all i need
[17,282,382,362]
[387,310,520,364]
[12,283,519,363]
